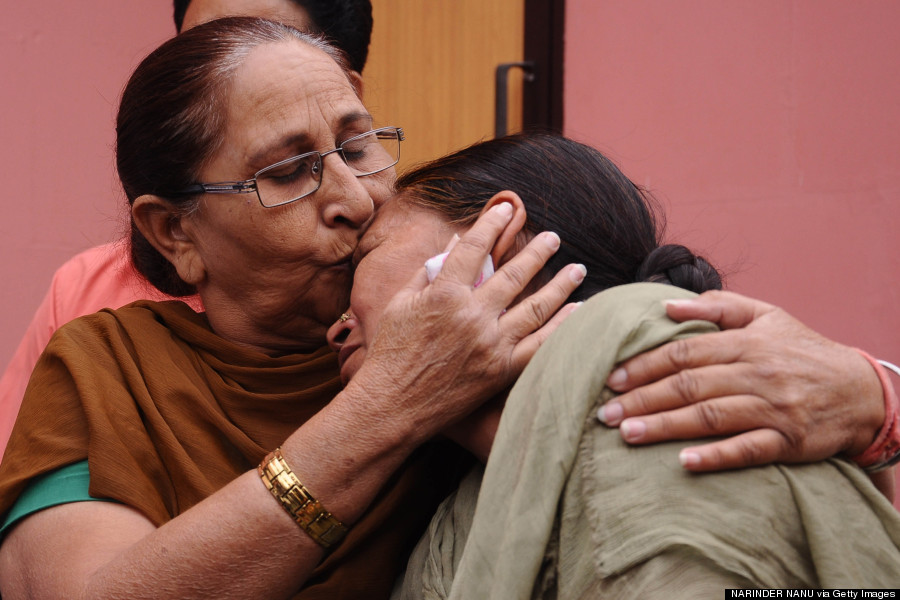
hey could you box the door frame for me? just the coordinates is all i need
[523,0,565,132]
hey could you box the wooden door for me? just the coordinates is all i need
[362,0,526,172]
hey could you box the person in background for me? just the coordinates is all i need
[0,0,373,461]
[175,0,372,75]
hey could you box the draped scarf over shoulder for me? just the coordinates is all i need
[0,300,464,599]
[393,284,900,599]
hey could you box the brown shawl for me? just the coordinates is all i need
[0,300,465,599]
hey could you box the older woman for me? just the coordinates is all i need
[0,19,584,600]
[0,0,375,463]
[327,133,900,595]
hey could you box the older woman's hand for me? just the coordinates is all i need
[600,290,886,472]
[353,202,584,440]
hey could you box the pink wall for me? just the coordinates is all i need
[8,3,895,366]
[2,1,898,500]
[564,0,899,360]
[564,0,900,506]
[0,3,173,370]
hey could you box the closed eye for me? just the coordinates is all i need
[261,153,319,185]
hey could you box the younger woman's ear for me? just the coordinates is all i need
[131,195,206,286]
[479,191,528,267]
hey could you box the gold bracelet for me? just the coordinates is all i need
[258,447,348,549]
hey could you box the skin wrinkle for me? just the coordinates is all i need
[222,51,356,177]
[180,40,389,355]
[331,201,465,383]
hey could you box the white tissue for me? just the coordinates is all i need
[425,252,495,287]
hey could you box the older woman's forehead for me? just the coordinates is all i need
[233,41,360,117]
[224,40,365,163]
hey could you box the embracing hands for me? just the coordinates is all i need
[355,203,584,443]
[600,290,886,472]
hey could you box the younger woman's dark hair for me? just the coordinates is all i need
[116,17,352,296]
[395,132,722,302]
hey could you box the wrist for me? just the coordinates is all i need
[849,350,900,471]
[274,379,423,525]
[332,364,433,453]
[844,347,889,456]
[258,448,348,549]
[347,354,480,448]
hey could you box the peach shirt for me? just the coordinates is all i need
[0,242,202,462]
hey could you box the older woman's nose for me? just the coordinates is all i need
[318,154,375,228]
[326,311,356,351]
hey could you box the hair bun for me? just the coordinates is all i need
[635,244,722,293]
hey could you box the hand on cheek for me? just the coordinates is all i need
[353,203,585,444]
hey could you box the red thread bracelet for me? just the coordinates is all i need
[850,349,900,471]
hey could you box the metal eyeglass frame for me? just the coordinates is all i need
[173,126,404,208]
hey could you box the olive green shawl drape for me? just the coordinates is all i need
[393,283,900,599]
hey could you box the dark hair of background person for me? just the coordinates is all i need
[172,0,372,73]
[117,17,353,297]
[395,132,723,302]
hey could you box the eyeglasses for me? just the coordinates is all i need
[174,126,404,208]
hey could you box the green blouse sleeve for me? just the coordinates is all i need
[0,460,116,537]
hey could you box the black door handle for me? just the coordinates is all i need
[495,61,535,138]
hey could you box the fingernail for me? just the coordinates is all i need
[492,202,513,218]
[620,419,646,441]
[679,450,701,468]
[542,231,561,250]
[664,299,692,308]
[441,234,460,254]
[607,368,627,389]
[569,263,587,284]
[597,401,623,426]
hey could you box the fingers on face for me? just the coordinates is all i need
[415,205,586,372]
[478,230,563,312]
[497,254,583,339]
[432,204,573,319]
[435,203,516,288]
